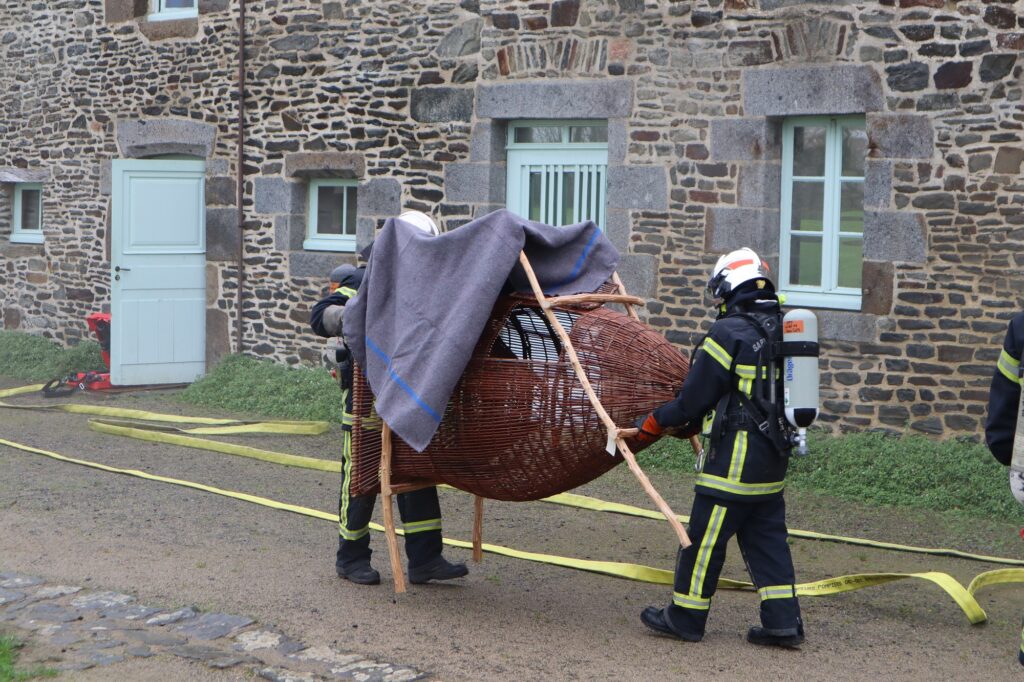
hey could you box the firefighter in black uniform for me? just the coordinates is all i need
[983,310,1024,667]
[633,247,804,648]
[309,212,467,586]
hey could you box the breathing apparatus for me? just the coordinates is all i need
[706,248,821,456]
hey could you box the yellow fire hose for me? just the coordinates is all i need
[1,383,1023,626]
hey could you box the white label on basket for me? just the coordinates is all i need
[606,431,617,456]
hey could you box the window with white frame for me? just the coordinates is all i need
[304,179,358,252]
[779,116,867,311]
[11,183,43,244]
[506,120,609,229]
[149,0,197,21]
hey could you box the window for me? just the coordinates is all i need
[779,116,866,311]
[506,121,608,229]
[149,0,197,21]
[11,183,43,244]
[305,179,358,252]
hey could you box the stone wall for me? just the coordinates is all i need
[0,0,1022,439]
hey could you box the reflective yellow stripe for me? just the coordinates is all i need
[734,364,767,380]
[333,286,358,299]
[758,584,796,601]
[689,505,727,599]
[672,592,711,610]
[998,349,1021,384]
[1019,625,1023,654]
[338,429,354,539]
[696,473,785,496]
[340,525,369,541]
[404,518,442,534]
[702,338,733,371]
[737,377,753,397]
[728,431,748,481]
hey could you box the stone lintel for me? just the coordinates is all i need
[0,168,50,184]
[284,152,364,180]
[476,79,633,119]
[743,64,884,117]
[116,118,216,159]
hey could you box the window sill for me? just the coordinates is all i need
[303,238,356,253]
[10,233,44,245]
[780,290,862,312]
[147,10,198,22]
[139,15,199,40]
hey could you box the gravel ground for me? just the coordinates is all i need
[1,379,1023,681]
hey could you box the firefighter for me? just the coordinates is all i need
[309,211,468,586]
[633,247,804,647]
[983,310,1024,667]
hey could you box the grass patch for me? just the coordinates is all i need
[0,331,104,383]
[0,634,58,682]
[178,354,342,422]
[638,430,1024,522]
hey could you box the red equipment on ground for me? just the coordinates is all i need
[42,313,113,397]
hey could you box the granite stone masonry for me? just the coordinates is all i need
[0,1,1022,438]
[0,570,424,680]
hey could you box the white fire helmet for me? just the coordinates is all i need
[398,210,440,237]
[707,247,774,300]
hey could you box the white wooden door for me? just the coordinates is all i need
[110,159,206,385]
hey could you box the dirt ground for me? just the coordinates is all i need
[2,378,1023,681]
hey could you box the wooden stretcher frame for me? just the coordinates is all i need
[377,251,696,592]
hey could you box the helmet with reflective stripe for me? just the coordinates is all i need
[707,247,773,300]
[398,210,440,237]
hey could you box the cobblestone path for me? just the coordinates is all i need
[0,570,425,681]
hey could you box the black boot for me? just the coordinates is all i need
[640,607,703,642]
[408,556,468,584]
[336,561,381,585]
[746,623,804,648]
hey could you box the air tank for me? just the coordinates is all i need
[782,308,819,456]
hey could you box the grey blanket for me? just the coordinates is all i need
[343,208,620,451]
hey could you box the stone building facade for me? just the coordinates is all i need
[0,0,1022,437]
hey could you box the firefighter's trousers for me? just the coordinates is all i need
[336,429,443,572]
[666,493,801,637]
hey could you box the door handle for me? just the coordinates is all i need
[115,266,131,273]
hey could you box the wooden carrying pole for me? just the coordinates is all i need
[380,423,407,592]
[519,253,691,548]
[473,496,484,562]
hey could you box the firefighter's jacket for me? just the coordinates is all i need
[653,297,789,502]
[309,266,365,397]
[985,311,1024,466]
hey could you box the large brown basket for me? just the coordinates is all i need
[349,289,690,502]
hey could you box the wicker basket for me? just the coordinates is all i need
[350,289,690,501]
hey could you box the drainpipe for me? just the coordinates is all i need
[235,0,247,354]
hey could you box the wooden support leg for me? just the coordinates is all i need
[518,251,691,548]
[380,424,406,593]
[472,495,484,563]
